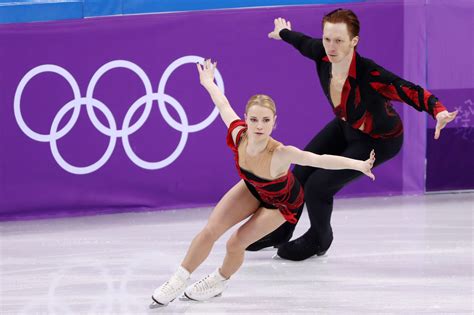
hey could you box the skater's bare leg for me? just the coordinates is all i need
[181,180,260,273]
[220,207,286,278]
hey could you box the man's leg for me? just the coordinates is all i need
[277,134,403,261]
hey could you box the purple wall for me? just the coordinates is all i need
[424,0,474,191]
[0,1,458,220]
[401,0,426,195]
[426,89,474,191]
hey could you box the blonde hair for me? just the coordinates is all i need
[245,94,276,115]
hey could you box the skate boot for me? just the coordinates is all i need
[150,266,190,307]
[277,230,333,261]
[184,268,228,301]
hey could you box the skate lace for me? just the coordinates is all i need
[161,275,183,295]
[193,274,217,293]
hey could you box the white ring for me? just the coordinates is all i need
[157,55,222,133]
[14,64,81,142]
[122,93,189,169]
[49,97,117,175]
[86,60,153,137]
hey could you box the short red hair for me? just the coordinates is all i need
[322,8,360,39]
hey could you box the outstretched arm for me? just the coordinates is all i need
[197,59,240,128]
[368,65,458,139]
[268,17,325,60]
[276,146,376,180]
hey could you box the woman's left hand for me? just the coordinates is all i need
[434,110,458,140]
[361,149,376,181]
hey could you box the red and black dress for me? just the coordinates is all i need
[226,119,303,224]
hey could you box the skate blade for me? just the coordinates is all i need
[259,247,278,251]
[272,253,284,260]
[149,301,166,309]
[180,292,222,301]
[149,296,167,308]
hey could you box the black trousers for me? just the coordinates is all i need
[290,118,403,248]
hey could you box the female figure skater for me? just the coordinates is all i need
[247,9,458,261]
[150,59,375,306]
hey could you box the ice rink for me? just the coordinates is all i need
[1,193,473,314]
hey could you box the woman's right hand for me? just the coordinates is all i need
[196,59,217,87]
[268,17,292,40]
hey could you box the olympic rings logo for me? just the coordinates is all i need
[14,56,223,175]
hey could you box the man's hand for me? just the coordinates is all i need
[434,110,458,140]
[268,17,292,40]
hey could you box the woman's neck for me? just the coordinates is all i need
[246,136,270,156]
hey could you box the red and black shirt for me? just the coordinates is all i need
[280,29,447,139]
[226,120,303,224]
